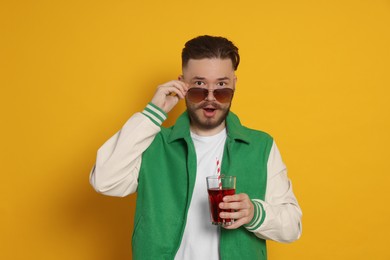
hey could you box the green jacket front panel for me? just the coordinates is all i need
[132,111,273,260]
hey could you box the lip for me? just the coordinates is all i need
[202,107,217,118]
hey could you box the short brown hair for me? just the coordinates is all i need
[181,35,240,71]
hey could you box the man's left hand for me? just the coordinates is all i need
[219,193,254,229]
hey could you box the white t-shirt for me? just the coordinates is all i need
[174,128,227,260]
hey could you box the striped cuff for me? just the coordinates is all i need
[142,103,167,126]
[244,200,266,232]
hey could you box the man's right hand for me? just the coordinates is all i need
[151,80,189,113]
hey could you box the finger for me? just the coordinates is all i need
[167,87,185,99]
[220,201,245,210]
[223,218,247,229]
[166,81,188,96]
[158,85,185,99]
[223,193,248,202]
[178,81,189,91]
[220,209,252,230]
[220,210,247,220]
[220,200,252,211]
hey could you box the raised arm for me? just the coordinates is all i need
[89,80,188,197]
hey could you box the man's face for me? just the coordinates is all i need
[181,58,237,135]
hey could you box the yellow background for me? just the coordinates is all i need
[1,0,389,259]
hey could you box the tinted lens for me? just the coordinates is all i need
[187,88,208,103]
[214,88,234,103]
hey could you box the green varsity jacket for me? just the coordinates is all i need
[132,104,273,259]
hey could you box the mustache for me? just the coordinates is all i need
[198,102,222,109]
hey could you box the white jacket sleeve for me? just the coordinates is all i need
[245,141,302,243]
[89,104,167,197]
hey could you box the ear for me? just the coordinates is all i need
[178,75,184,81]
[233,75,238,87]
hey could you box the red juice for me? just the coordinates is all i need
[207,187,235,225]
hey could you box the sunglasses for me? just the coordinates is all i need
[186,88,234,103]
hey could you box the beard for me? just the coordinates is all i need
[185,99,231,131]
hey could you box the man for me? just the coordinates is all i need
[90,35,302,260]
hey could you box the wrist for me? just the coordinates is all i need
[244,199,266,231]
[142,102,168,126]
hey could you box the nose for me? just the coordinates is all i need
[205,89,216,101]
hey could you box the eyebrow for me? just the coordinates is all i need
[191,76,231,81]
[217,77,230,81]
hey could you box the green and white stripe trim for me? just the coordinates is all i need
[142,103,167,126]
[244,199,266,232]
